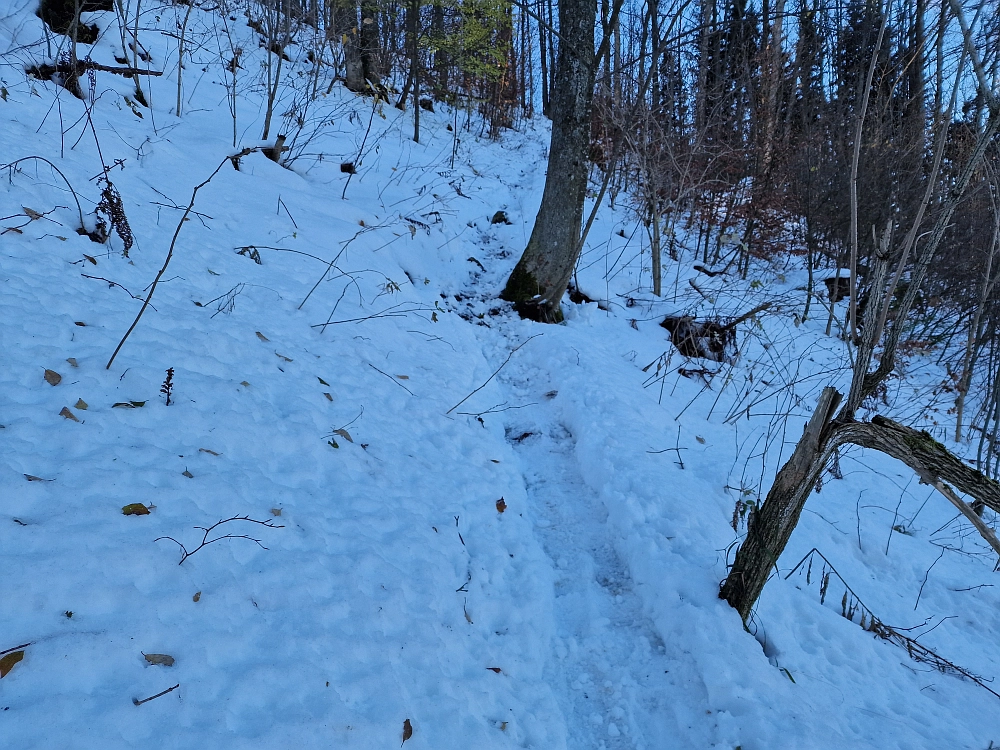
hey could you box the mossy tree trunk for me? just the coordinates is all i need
[500,0,597,323]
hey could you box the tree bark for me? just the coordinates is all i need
[500,0,597,322]
[332,0,365,93]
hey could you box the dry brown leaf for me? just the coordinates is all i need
[256,331,269,342]
[333,428,353,443]
[270,508,282,517]
[275,352,293,362]
[44,369,62,386]
[22,206,43,220]
[74,321,86,326]
[496,497,507,514]
[3,226,23,234]
[323,392,333,402]
[122,503,150,516]
[0,650,24,678]
[60,407,79,422]
[75,399,88,410]
[199,448,221,456]
[193,591,201,602]
[240,381,251,387]
[83,254,97,265]
[66,358,78,368]
[317,377,330,386]
[24,474,51,482]
[182,469,194,478]
[696,435,706,444]
[143,653,174,667]
[395,374,410,380]
[486,667,502,673]
[401,719,412,746]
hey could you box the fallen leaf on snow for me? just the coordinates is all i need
[22,206,43,220]
[199,448,221,456]
[333,428,353,443]
[192,592,201,602]
[182,469,194,478]
[496,497,507,513]
[143,653,175,667]
[44,369,62,386]
[323,392,333,401]
[23,474,51,482]
[270,508,282,517]
[256,331,269,342]
[486,667,502,673]
[59,407,79,422]
[75,399,88,410]
[240,381,251,387]
[401,719,413,746]
[0,650,25,678]
[122,503,150,516]
[275,352,293,362]
[66,358,78,367]
[395,374,409,380]
[317,376,330,386]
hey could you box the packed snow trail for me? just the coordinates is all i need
[503,397,706,749]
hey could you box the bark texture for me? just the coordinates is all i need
[500,0,597,323]
[331,0,364,93]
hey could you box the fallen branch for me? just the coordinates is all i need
[29,60,163,79]
[446,335,540,415]
[787,548,1000,701]
[155,514,283,565]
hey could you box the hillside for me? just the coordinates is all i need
[2,3,1000,748]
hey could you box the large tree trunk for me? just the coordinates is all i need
[500,0,597,323]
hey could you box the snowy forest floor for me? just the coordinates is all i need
[2,3,1000,748]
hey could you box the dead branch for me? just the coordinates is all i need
[106,147,261,370]
[154,515,283,565]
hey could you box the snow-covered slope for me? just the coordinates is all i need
[2,4,999,749]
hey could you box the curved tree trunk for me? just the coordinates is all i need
[500,0,597,323]
[720,387,1000,622]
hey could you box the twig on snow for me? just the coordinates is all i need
[106,147,261,369]
[133,683,180,706]
[446,335,540,415]
[155,515,283,565]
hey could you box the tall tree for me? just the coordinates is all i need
[500,0,598,322]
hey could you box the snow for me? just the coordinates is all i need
[2,4,1000,748]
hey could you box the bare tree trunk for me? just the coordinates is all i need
[500,0,597,322]
[848,3,889,342]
